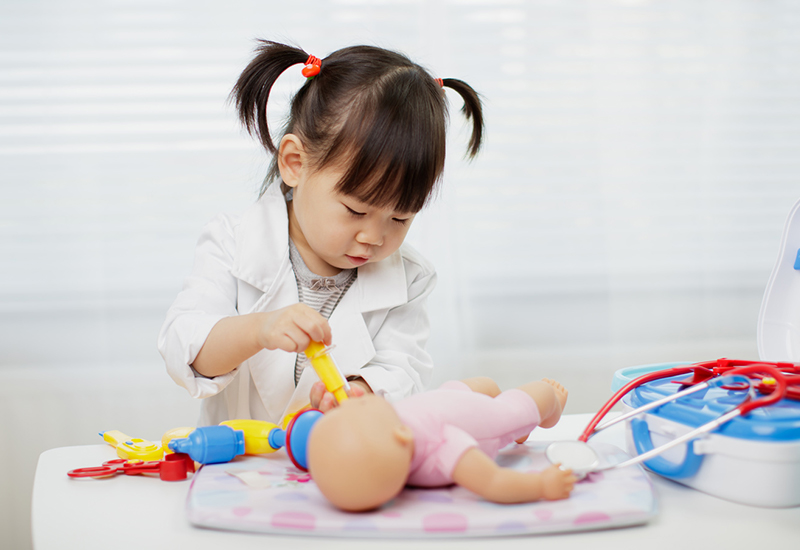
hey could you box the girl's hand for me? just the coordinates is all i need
[258,304,332,353]
[310,379,370,412]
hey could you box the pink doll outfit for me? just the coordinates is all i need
[393,380,542,487]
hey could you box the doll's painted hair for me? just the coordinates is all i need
[232,40,484,213]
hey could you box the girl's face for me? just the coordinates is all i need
[287,164,416,277]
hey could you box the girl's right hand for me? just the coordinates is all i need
[258,303,332,354]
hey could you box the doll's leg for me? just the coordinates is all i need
[516,379,567,429]
[459,376,501,397]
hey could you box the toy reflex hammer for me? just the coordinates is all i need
[99,430,163,461]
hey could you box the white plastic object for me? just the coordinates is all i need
[758,197,800,361]
[622,407,800,507]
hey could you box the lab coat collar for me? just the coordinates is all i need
[230,184,290,296]
[230,183,408,313]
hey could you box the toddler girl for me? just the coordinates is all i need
[158,40,484,426]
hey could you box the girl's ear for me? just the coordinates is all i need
[278,134,306,187]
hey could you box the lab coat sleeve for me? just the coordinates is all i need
[158,213,240,399]
[357,250,437,402]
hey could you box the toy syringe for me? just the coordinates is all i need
[304,341,350,403]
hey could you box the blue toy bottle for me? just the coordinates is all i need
[168,425,245,464]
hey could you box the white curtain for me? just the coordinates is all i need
[2,0,799,389]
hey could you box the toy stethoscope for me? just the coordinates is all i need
[546,359,800,478]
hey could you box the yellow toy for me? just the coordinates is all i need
[100,430,163,461]
[161,343,351,465]
[161,427,194,454]
[220,419,282,455]
[304,341,350,404]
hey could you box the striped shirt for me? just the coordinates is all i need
[289,239,357,385]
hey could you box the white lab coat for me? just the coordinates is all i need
[158,183,436,426]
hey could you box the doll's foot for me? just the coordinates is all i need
[538,379,568,429]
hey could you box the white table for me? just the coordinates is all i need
[32,414,799,549]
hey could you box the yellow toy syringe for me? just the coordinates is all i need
[304,341,350,403]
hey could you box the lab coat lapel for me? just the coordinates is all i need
[229,184,299,422]
[226,185,411,421]
[282,250,409,419]
[328,250,408,373]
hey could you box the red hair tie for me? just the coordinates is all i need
[302,55,321,79]
[435,77,444,87]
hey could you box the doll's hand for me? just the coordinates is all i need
[258,304,332,353]
[540,464,577,500]
[310,379,369,412]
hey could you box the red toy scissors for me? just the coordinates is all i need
[67,453,194,481]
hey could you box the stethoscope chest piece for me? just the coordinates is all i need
[545,440,601,479]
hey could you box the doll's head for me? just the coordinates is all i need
[231,40,484,212]
[307,394,414,512]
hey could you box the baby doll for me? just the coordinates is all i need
[307,377,576,512]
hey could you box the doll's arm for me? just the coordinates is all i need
[451,448,576,504]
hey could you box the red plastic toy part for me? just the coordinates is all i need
[578,359,796,443]
[67,453,195,481]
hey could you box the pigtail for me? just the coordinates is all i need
[441,78,484,158]
[231,40,309,154]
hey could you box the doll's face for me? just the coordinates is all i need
[307,395,414,511]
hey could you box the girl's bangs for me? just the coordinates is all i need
[325,77,447,213]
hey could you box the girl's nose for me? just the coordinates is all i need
[356,225,384,247]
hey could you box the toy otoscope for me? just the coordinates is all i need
[168,341,347,469]
[168,413,323,470]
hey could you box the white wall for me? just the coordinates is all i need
[2,1,799,548]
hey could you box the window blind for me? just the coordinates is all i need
[1,0,798,370]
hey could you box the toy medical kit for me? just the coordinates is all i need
[604,359,800,507]
[547,361,794,482]
[67,453,194,481]
[304,341,350,404]
[99,430,163,461]
[185,445,655,537]
[168,425,245,465]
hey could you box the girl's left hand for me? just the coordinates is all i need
[310,379,370,412]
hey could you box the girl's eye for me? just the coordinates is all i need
[392,217,409,225]
[345,206,365,217]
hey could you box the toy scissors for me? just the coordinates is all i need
[67,453,195,481]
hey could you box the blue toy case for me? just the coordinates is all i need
[608,198,800,508]
[612,362,800,507]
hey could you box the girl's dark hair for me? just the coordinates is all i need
[232,40,484,212]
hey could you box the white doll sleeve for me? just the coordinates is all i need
[157,213,240,399]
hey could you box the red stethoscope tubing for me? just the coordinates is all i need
[578,360,793,443]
